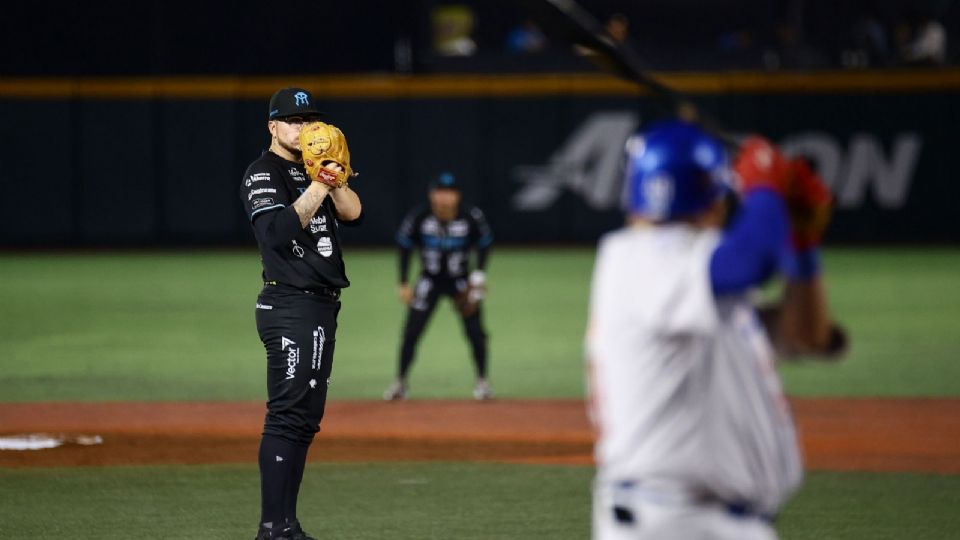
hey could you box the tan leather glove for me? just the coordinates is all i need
[299,122,355,188]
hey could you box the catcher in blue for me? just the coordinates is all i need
[384,172,494,400]
[587,120,846,539]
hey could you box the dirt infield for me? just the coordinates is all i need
[1,399,958,472]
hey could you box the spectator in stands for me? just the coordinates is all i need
[763,23,826,70]
[576,13,633,58]
[847,9,891,67]
[432,5,478,57]
[506,19,547,54]
[901,12,947,65]
[605,13,630,45]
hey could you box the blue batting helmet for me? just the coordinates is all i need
[624,120,730,221]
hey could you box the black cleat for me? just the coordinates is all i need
[255,523,293,540]
[287,519,317,540]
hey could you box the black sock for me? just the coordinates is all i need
[464,312,488,378]
[258,434,298,528]
[399,309,430,377]
[283,443,310,523]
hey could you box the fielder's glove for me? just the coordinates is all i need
[456,271,486,317]
[299,122,355,188]
[467,270,486,304]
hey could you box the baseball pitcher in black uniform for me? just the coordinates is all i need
[240,87,363,540]
[383,172,494,401]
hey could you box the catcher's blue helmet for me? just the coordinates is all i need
[624,120,730,221]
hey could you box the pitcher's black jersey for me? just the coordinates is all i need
[240,151,351,290]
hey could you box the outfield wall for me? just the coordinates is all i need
[1,71,958,246]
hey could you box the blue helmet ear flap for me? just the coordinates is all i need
[624,120,729,221]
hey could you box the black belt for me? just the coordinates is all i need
[264,281,341,300]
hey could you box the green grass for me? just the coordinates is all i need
[0,248,958,401]
[778,471,960,540]
[2,249,956,540]
[0,464,956,539]
[0,462,591,539]
[779,249,960,396]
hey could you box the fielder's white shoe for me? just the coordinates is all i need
[473,379,494,401]
[383,380,408,401]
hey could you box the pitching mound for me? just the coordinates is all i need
[0,399,957,472]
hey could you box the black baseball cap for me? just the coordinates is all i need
[430,172,459,190]
[268,87,324,120]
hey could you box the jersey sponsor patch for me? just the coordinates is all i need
[281,336,299,380]
[311,326,326,370]
[252,197,275,210]
[248,187,277,200]
[245,172,271,186]
[421,218,440,236]
[255,303,273,310]
[288,167,307,182]
[309,215,328,233]
[448,219,469,236]
[292,240,305,258]
[317,237,333,257]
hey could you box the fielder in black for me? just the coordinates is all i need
[239,87,363,540]
[383,172,494,401]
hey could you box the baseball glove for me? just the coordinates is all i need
[455,271,486,317]
[299,122,354,188]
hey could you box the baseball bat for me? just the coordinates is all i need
[526,0,736,147]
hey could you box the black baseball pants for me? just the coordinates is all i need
[398,274,488,378]
[255,283,339,446]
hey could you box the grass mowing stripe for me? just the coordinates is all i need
[0,462,592,540]
[778,471,960,540]
[0,248,958,401]
[0,464,957,539]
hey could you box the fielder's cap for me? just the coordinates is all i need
[624,119,730,221]
[430,172,459,190]
[268,87,324,120]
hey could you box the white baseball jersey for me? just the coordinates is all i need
[587,224,802,516]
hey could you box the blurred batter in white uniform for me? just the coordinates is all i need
[588,120,844,539]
